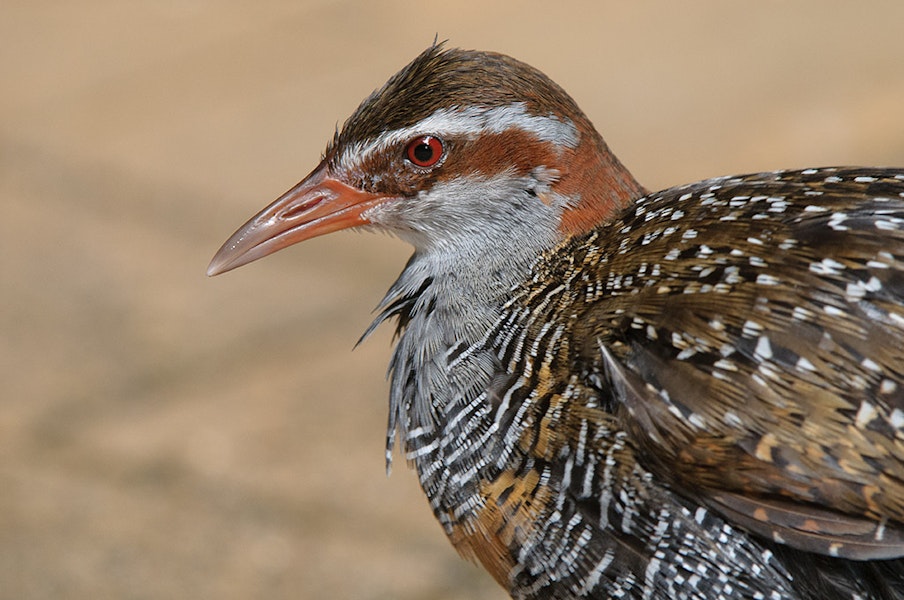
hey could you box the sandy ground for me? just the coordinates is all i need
[3,2,904,598]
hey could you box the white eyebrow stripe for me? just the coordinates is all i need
[340,102,579,171]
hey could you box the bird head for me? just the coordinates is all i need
[207,44,645,276]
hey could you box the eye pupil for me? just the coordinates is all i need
[413,142,434,163]
[406,135,444,167]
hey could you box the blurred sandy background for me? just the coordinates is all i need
[2,1,903,598]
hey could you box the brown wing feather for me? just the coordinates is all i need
[532,167,904,558]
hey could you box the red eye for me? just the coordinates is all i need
[405,135,444,167]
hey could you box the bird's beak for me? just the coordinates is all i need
[207,161,388,276]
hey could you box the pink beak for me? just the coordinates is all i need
[207,161,389,276]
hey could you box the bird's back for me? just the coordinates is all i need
[480,166,904,598]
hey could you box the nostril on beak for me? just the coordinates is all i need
[280,198,323,220]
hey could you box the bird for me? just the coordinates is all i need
[208,44,904,599]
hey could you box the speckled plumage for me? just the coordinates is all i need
[474,167,904,598]
[209,46,904,599]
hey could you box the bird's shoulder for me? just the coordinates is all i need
[500,166,904,560]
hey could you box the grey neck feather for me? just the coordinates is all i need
[362,172,568,523]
